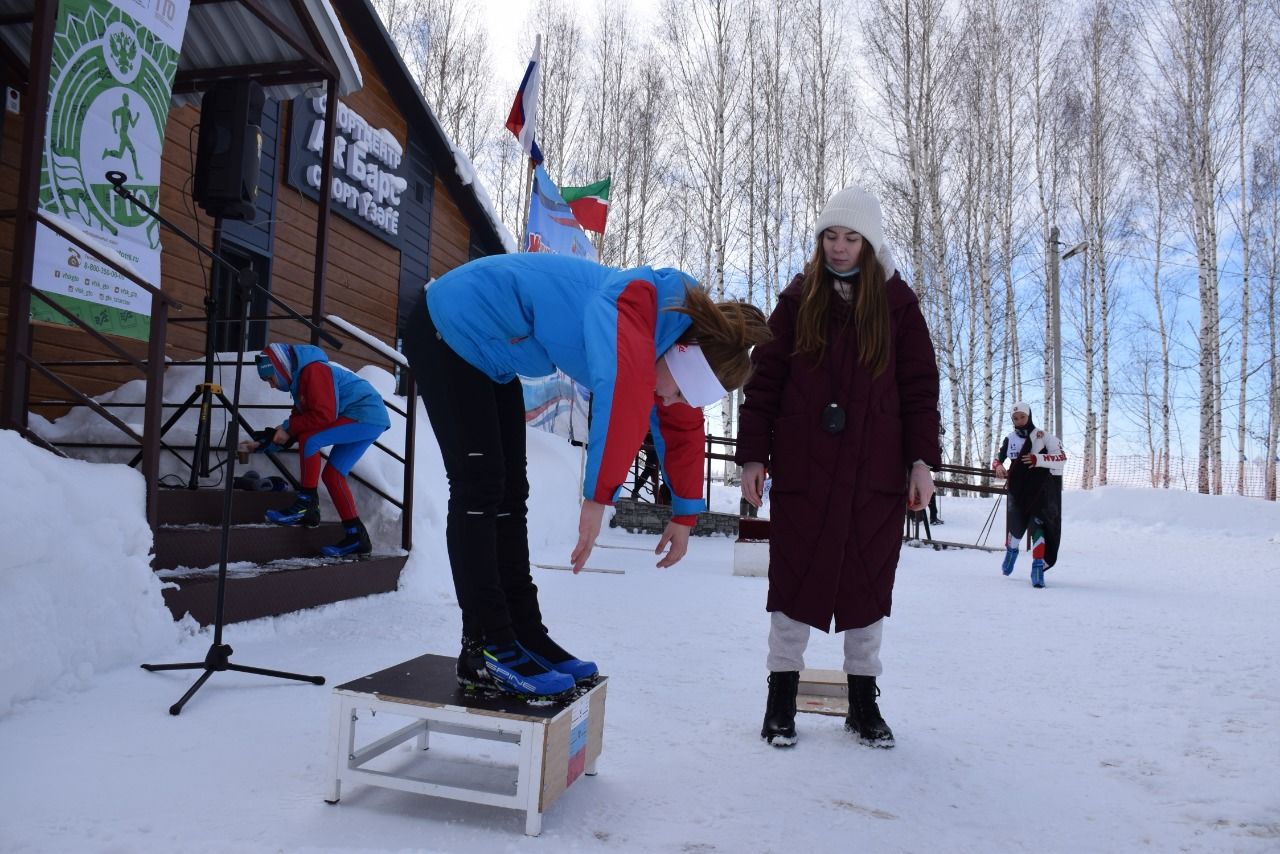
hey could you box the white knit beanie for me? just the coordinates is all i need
[815,186,896,276]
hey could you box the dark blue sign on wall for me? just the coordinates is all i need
[286,94,408,248]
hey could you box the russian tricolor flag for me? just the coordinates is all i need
[505,37,544,165]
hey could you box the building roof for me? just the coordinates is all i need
[0,0,505,254]
[0,0,362,105]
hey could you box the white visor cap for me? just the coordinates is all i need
[663,343,726,408]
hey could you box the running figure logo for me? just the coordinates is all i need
[102,92,142,179]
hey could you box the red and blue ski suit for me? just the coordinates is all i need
[405,253,707,646]
[426,253,708,522]
[262,343,390,520]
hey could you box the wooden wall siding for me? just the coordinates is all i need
[429,175,471,280]
[396,136,433,334]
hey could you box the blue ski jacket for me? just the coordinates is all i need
[426,253,708,522]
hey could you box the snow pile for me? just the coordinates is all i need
[0,430,177,716]
[0,349,585,717]
[2,406,1280,849]
[1067,485,1279,541]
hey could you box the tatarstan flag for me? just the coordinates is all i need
[560,176,611,234]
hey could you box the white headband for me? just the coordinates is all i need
[663,343,726,408]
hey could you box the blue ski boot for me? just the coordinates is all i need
[1031,558,1046,588]
[265,488,319,527]
[1001,547,1019,576]
[519,633,598,683]
[483,641,575,697]
[320,518,371,557]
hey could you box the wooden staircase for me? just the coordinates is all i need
[153,487,408,626]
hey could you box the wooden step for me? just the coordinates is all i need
[152,522,350,569]
[155,486,298,526]
[159,553,408,625]
[151,488,409,624]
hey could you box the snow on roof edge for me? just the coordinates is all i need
[449,144,517,254]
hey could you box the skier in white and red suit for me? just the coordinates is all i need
[992,402,1066,588]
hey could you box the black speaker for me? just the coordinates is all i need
[193,80,265,221]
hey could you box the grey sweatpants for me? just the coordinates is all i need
[766,611,884,676]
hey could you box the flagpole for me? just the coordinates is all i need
[519,158,535,252]
[519,33,542,252]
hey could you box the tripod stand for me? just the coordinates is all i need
[104,170,342,714]
[125,219,298,491]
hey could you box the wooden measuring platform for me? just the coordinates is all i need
[796,669,849,717]
[327,653,606,835]
[733,516,770,577]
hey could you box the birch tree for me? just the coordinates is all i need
[864,0,962,463]
[1022,0,1068,435]
[1230,0,1260,494]
[1140,0,1239,494]
[658,0,746,298]
[1136,105,1177,488]
[372,0,492,161]
[1255,124,1280,499]
[529,0,586,182]
[582,2,635,264]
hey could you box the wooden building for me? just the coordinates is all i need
[0,0,510,621]
[2,0,506,408]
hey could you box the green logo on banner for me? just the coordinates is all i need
[32,0,180,340]
[41,0,175,242]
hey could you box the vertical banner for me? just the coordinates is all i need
[30,0,190,341]
[522,371,590,442]
[521,164,593,440]
[525,165,597,260]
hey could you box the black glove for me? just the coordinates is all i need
[253,427,296,453]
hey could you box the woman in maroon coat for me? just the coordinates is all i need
[737,186,941,749]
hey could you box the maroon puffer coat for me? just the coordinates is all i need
[736,272,941,631]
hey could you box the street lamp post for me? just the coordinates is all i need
[1048,227,1087,439]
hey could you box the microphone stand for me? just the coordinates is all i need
[107,170,342,714]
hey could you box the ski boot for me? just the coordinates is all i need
[1001,547,1019,576]
[1031,558,1046,588]
[320,517,371,557]
[519,633,598,684]
[482,641,574,697]
[457,636,494,689]
[265,488,319,527]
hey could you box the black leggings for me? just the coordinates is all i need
[402,291,545,646]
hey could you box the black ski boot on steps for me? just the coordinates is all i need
[320,517,371,557]
[761,671,799,747]
[845,674,895,748]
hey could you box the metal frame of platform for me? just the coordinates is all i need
[327,653,606,836]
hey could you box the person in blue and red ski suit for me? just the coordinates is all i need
[403,253,769,697]
[251,343,390,557]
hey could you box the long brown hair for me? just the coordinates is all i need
[794,237,890,376]
[668,287,771,391]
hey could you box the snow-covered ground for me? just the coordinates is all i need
[1,367,1278,852]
